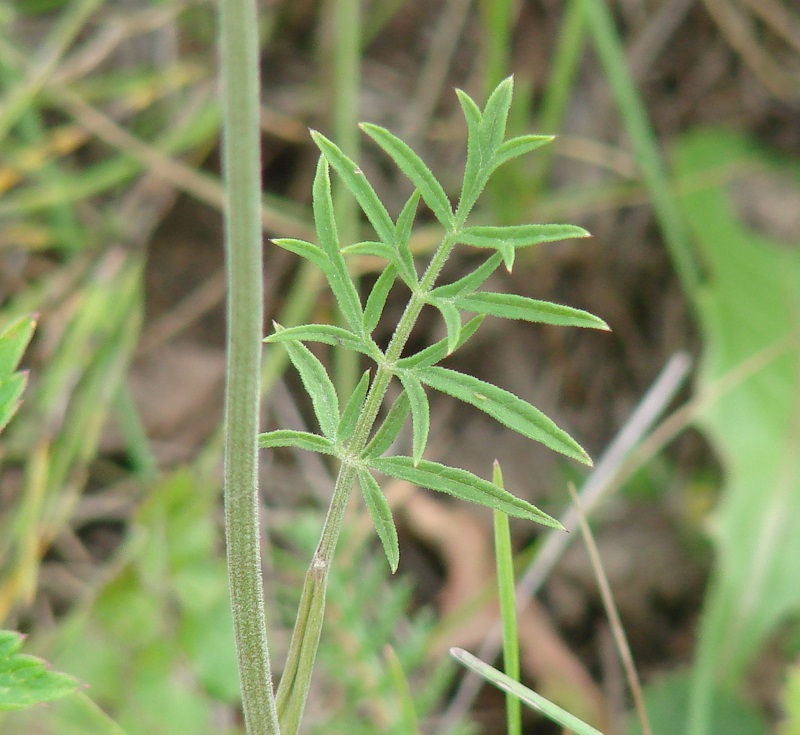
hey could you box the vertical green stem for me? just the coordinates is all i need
[218,0,280,732]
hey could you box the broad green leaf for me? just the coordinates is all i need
[493,135,554,171]
[0,373,27,434]
[478,76,514,160]
[363,392,410,458]
[363,265,397,334]
[370,456,562,526]
[273,238,329,272]
[396,314,484,370]
[338,370,370,443]
[360,123,454,231]
[357,469,400,572]
[0,315,35,377]
[258,430,337,456]
[264,323,378,359]
[0,629,79,710]
[312,158,364,332]
[311,131,396,245]
[397,372,429,466]
[430,252,504,299]
[455,292,609,330]
[426,297,461,354]
[417,366,591,465]
[450,648,603,735]
[274,326,340,439]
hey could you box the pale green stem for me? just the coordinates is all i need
[218,0,280,731]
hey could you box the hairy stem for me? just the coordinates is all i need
[218,0,280,732]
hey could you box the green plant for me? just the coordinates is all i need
[249,76,607,734]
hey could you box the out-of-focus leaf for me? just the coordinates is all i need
[0,629,79,711]
[673,129,800,731]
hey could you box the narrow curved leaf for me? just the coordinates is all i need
[426,297,462,354]
[493,135,554,170]
[370,456,562,526]
[264,323,379,359]
[455,88,484,219]
[274,326,340,439]
[259,430,337,455]
[361,123,454,230]
[312,158,364,332]
[338,370,371,443]
[0,629,79,711]
[394,191,421,285]
[363,264,396,334]
[455,292,610,330]
[342,241,417,288]
[431,252,504,299]
[397,372,429,466]
[450,648,604,735]
[364,392,410,458]
[397,315,484,370]
[273,238,329,272]
[311,131,395,245]
[417,366,591,465]
[479,76,514,158]
[357,469,400,572]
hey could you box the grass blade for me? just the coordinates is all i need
[493,462,522,735]
[450,648,605,735]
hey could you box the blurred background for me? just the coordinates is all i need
[1,0,799,733]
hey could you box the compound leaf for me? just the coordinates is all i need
[417,366,591,465]
[357,469,400,572]
[370,456,562,526]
